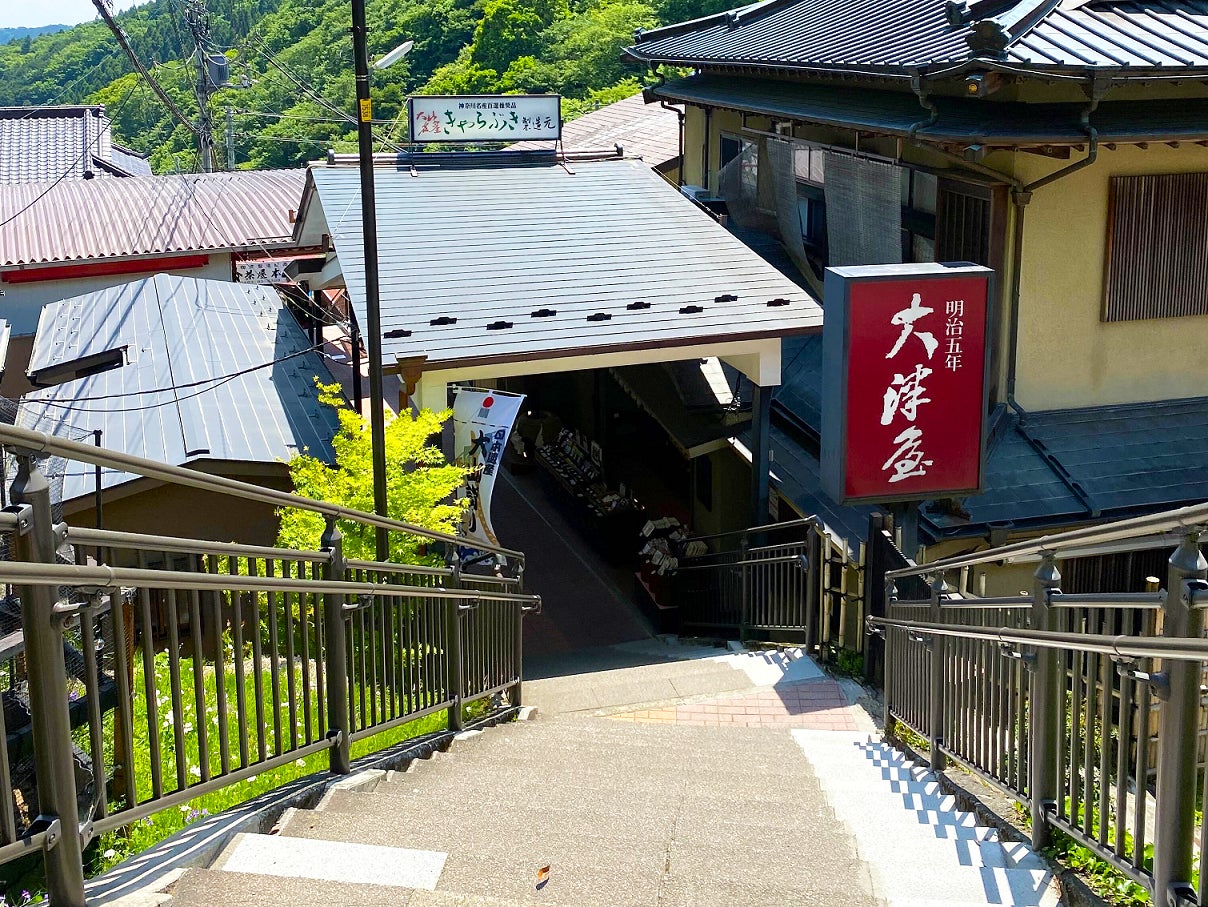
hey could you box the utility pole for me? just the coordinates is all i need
[183,0,215,172]
[226,106,235,170]
[350,0,390,560]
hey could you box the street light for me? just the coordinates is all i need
[374,40,413,70]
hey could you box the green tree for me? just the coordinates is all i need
[277,383,468,564]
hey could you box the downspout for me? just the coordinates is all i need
[906,71,1105,520]
[650,65,687,187]
[702,107,712,192]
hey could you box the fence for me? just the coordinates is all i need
[0,423,540,907]
[670,518,857,649]
[871,502,1208,907]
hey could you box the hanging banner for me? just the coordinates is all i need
[452,388,526,551]
[820,262,992,504]
[408,95,561,143]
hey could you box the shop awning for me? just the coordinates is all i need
[294,157,821,388]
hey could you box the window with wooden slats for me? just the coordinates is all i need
[1104,172,1208,321]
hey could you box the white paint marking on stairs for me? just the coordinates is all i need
[711,646,825,687]
[216,832,447,890]
[791,730,1063,907]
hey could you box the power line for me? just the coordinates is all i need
[25,337,350,414]
[91,0,201,137]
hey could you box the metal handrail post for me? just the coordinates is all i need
[928,573,948,771]
[9,455,85,906]
[447,560,465,733]
[738,536,750,640]
[321,518,352,774]
[1151,531,1207,907]
[1029,552,1061,851]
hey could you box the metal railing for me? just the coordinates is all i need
[0,424,539,906]
[871,501,1208,907]
[669,518,856,645]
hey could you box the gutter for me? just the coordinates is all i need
[651,66,687,188]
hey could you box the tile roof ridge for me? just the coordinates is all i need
[631,0,796,47]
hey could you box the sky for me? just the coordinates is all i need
[0,0,145,29]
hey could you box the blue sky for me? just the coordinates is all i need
[1,0,144,29]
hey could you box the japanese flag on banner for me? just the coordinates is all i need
[452,389,525,552]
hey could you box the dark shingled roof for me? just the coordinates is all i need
[650,74,1208,145]
[628,0,1208,76]
[0,106,151,183]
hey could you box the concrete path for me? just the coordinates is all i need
[152,643,1063,907]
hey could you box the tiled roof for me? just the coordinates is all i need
[0,106,150,183]
[0,169,307,267]
[19,274,339,501]
[627,0,1208,74]
[508,93,681,167]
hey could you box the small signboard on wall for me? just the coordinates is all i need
[820,262,993,505]
[408,95,561,143]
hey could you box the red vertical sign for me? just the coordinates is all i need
[821,264,991,504]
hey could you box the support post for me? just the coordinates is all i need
[749,384,772,528]
[350,308,363,414]
[1029,552,1061,852]
[321,517,352,774]
[350,0,389,561]
[928,572,948,771]
[447,559,465,733]
[1151,531,1207,907]
[92,429,103,530]
[10,454,86,907]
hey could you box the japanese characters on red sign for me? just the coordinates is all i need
[823,266,991,504]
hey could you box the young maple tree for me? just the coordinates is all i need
[277,382,467,563]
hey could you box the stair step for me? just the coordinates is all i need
[166,867,434,907]
[213,832,446,889]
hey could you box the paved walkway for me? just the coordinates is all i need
[125,641,1064,907]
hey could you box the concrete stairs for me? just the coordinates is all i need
[166,714,882,907]
[793,731,1062,907]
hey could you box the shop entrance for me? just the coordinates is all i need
[487,365,757,663]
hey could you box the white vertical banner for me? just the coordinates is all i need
[452,388,525,551]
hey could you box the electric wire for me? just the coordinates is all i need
[25,337,351,413]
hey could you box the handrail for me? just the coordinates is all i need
[688,516,817,544]
[869,614,1208,662]
[67,526,333,564]
[0,560,542,605]
[0,423,525,562]
[885,500,1208,579]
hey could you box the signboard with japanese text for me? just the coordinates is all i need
[820,262,993,505]
[452,388,525,554]
[408,95,561,143]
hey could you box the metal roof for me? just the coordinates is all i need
[508,93,682,167]
[18,274,339,502]
[0,169,307,268]
[303,158,821,373]
[627,0,1208,74]
[651,74,1208,144]
[0,106,149,183]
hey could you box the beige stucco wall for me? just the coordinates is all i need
[1010,144,1208,409]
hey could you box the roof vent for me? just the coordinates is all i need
[714,294,737,302]
[725,10,739,27]
[766,298,791,307]
[531,308,557,318]
[384,328,412,338]
[486,320,513,331]
[627,300,651,310]
[430,316,458,326]
[586,312,612,322]
[679,305,704,314]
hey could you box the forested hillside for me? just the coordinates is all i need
[0,0,729,172]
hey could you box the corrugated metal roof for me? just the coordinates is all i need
[651,74,1208,144]
[305,158,821,372]
[508,93,681,167]
[0,106,150,183]
[18,274,339,501]
[628,0,1208,73]
[0,169,307,268]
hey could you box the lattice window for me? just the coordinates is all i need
[1104,171,1208,321]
